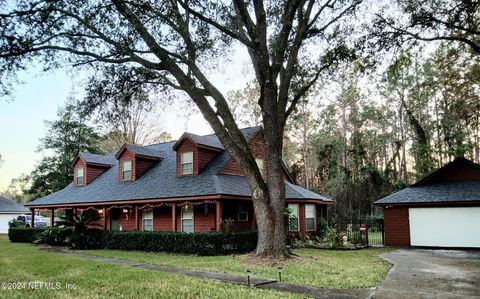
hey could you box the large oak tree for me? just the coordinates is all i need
[0,0,360,257]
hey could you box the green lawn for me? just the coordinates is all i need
[84,246,393,289]
[0,236,304,299]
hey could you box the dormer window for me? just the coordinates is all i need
[122,160,132,181]
[181,152,193,175]
[76,168,84,186]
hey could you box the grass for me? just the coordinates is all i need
[0,236,305,299]
[84,246,393,289]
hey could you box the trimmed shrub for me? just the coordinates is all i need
[9,227,258,255]
[103,230,257,255]
[8,227,47,243]
[67,229,105,249]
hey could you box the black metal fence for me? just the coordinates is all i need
[334,219,384,247]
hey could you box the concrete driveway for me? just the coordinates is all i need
[372,249,480,299]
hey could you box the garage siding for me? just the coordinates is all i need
[384,207,410,246]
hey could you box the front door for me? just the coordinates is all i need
[110,209,120,230]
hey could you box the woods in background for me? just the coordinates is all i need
[230,42,479,222]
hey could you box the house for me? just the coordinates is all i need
[25,127,332,236]
[375,157,480,248]
[0,196,29,234]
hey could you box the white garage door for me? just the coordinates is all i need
[0,214,18,234]
[409,207,480,248]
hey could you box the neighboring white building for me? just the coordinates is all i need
[0,196,29,234]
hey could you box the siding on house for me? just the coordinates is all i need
[221,131,266,176]
[197,148,219,173]
[384,207,410,246]
[193,204,216,231]
[86,165,110,185]
[153,206,172,231]
[118,208,137,231]
[431,163,480,183]
[135,157,158,179]
[222,201,255,231]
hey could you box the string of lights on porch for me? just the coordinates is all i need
[58,199,219,215]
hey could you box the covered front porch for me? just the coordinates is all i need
[27,197,329,234]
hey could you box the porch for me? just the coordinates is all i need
[28,199,328,234]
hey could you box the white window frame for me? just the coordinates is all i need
[76,168,84,186]
[181,205,194,233]
[238,205,249,222]
[305,204,316,231]
[288,204,299,232]
[181,152,194,175]
[143,208,153,231]
[122,160,132,181]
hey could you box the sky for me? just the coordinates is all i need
[0,48,250,192]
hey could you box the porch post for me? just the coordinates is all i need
[171,204,176,232]
[49,208,55,227]
[135,205,140,231]
[215,200,222,231]
[102,207,107,230]
[30,208,35,227]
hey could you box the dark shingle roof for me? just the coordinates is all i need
[80,152,116,166]
[374,181,480,205]
[186,132,225,149]
[121,144,165,159]
[27,127,330,206]
[0,196,29,213]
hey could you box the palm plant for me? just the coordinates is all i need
[57,209,103,249]
[58,209,102,233]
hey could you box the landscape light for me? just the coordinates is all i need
[245,269,252,286]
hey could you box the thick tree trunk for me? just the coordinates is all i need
[252,143,287,257]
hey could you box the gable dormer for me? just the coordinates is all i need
[72,152,115,186]
[172,132,224,176]
[115,144,163,182]
[219,129,295,183]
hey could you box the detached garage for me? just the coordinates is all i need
[0,196,29,234]
[375,157,480,248]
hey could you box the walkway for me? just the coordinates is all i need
[46,248,373,299]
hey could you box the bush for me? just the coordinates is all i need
[8,219,24,228]
[316,218,329,237]
[9,227,258,255]
[8,227,47,243]
[103,230,257,255]
[34,227,67,246]
[67,229,104,249]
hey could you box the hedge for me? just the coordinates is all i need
[8,227,48,243]
[8,227,257,255]
[103,230,257,255]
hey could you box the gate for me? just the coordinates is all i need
[365,219,384,246]
[335,219,384,247]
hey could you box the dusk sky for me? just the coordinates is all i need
[0,48,249,192]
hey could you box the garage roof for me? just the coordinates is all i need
[375,157,480,206]
[374,181,480,205]
[0,196,29,213]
